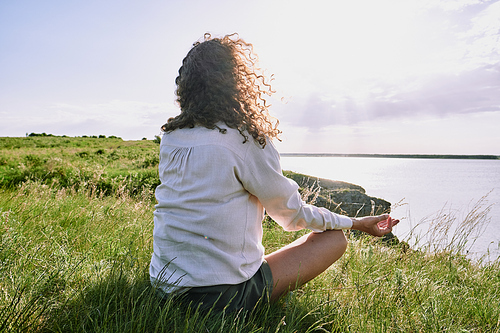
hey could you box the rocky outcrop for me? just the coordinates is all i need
[283,170,391,217]
[282,170,399,245]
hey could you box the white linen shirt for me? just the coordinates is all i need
[149,124,353,293]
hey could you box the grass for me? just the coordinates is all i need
[0,136,499,332]
[0,136,160,196]
[407,194,494,258]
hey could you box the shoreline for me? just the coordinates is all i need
[280,153,500,160]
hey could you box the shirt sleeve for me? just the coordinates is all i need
[238,140,353,232]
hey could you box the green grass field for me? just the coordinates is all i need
[1,136,499,332]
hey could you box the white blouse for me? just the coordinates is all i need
[149,124,353,293]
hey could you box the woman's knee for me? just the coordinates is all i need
[314,230,348,268]
[329,229,348,254]
[310,229,348,259]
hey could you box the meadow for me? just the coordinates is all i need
[1,135,499,332]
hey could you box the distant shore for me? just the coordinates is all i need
[280,153,500,160]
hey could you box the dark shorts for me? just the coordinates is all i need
[159,261,274,312]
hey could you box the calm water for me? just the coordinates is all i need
[280,156,500,261]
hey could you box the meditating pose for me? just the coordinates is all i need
[149,33,399,311]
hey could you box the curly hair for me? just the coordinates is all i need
[161,33,281,148]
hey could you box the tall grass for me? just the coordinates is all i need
[0,182,308,332]
[1,137,499,332]
[403,193,494,260]
[1,180,499,332]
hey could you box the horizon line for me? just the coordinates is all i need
[279,153,500,160]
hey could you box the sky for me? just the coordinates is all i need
[1,0,499,154]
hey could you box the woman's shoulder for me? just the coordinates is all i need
[161,125,244,150]
[161,124,277,159]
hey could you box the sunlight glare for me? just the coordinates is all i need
[259,0,430,98]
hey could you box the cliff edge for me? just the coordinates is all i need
[283,170,392,217]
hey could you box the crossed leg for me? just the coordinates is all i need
[264,229,348,301]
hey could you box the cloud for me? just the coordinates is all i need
[419,0,490,11]
[281,63,500,130]
[269,1,500,132]
[461,1,500,65]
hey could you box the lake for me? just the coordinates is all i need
[280,156,500,261]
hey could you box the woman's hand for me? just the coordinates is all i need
[350,214,400,237]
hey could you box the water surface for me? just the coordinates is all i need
[280,156,500,261]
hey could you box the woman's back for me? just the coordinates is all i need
[151,125,271,291]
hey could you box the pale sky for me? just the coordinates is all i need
[1,0,499,154]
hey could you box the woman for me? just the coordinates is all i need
[150,33,399,311]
